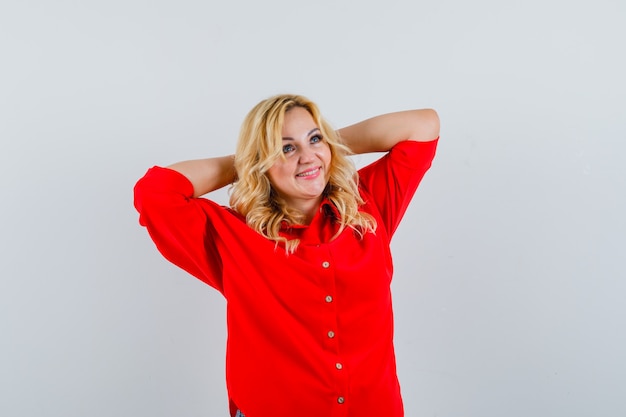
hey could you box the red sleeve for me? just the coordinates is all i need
[357,138,438,239]
[133,166,224,292]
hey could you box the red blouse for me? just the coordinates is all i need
[134,139,438,417]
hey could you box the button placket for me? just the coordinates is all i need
[317,248,345,408]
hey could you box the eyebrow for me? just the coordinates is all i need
[282,128,321,141]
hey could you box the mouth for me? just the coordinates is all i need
[296,167,322,178]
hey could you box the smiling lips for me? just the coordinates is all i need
[296,167,322,178]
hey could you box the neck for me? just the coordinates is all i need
[292,198,322,225]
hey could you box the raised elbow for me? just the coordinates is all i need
[411,108,440,142]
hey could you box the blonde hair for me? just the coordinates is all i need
[229,94,376,253]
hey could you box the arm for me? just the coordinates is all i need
[337,109,439,154]
[167,155,235,198]
[134,166,225,289]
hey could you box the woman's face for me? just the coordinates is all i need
[267,106,332,216]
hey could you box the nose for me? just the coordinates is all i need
[298,147,316,164]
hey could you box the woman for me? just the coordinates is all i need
[134,94,439,417]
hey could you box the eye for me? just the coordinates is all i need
[282,144,295,153]
[310,134,323,144]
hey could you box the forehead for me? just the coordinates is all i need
[282,107,317,136]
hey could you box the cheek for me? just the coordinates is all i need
[267,161,290,184]
[266,165,279,186]
[318,144,331,162]
[323,147,332,167]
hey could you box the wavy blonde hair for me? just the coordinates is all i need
[229,94,376,253]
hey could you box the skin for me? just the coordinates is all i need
[266,107,331,222]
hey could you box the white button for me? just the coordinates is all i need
[322,261,330,268]
[325,295,333,303]
[327,330,335,338]
[337,396,345,404]
[335,362,343,370]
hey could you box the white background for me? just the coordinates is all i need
[1,0,625,416]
